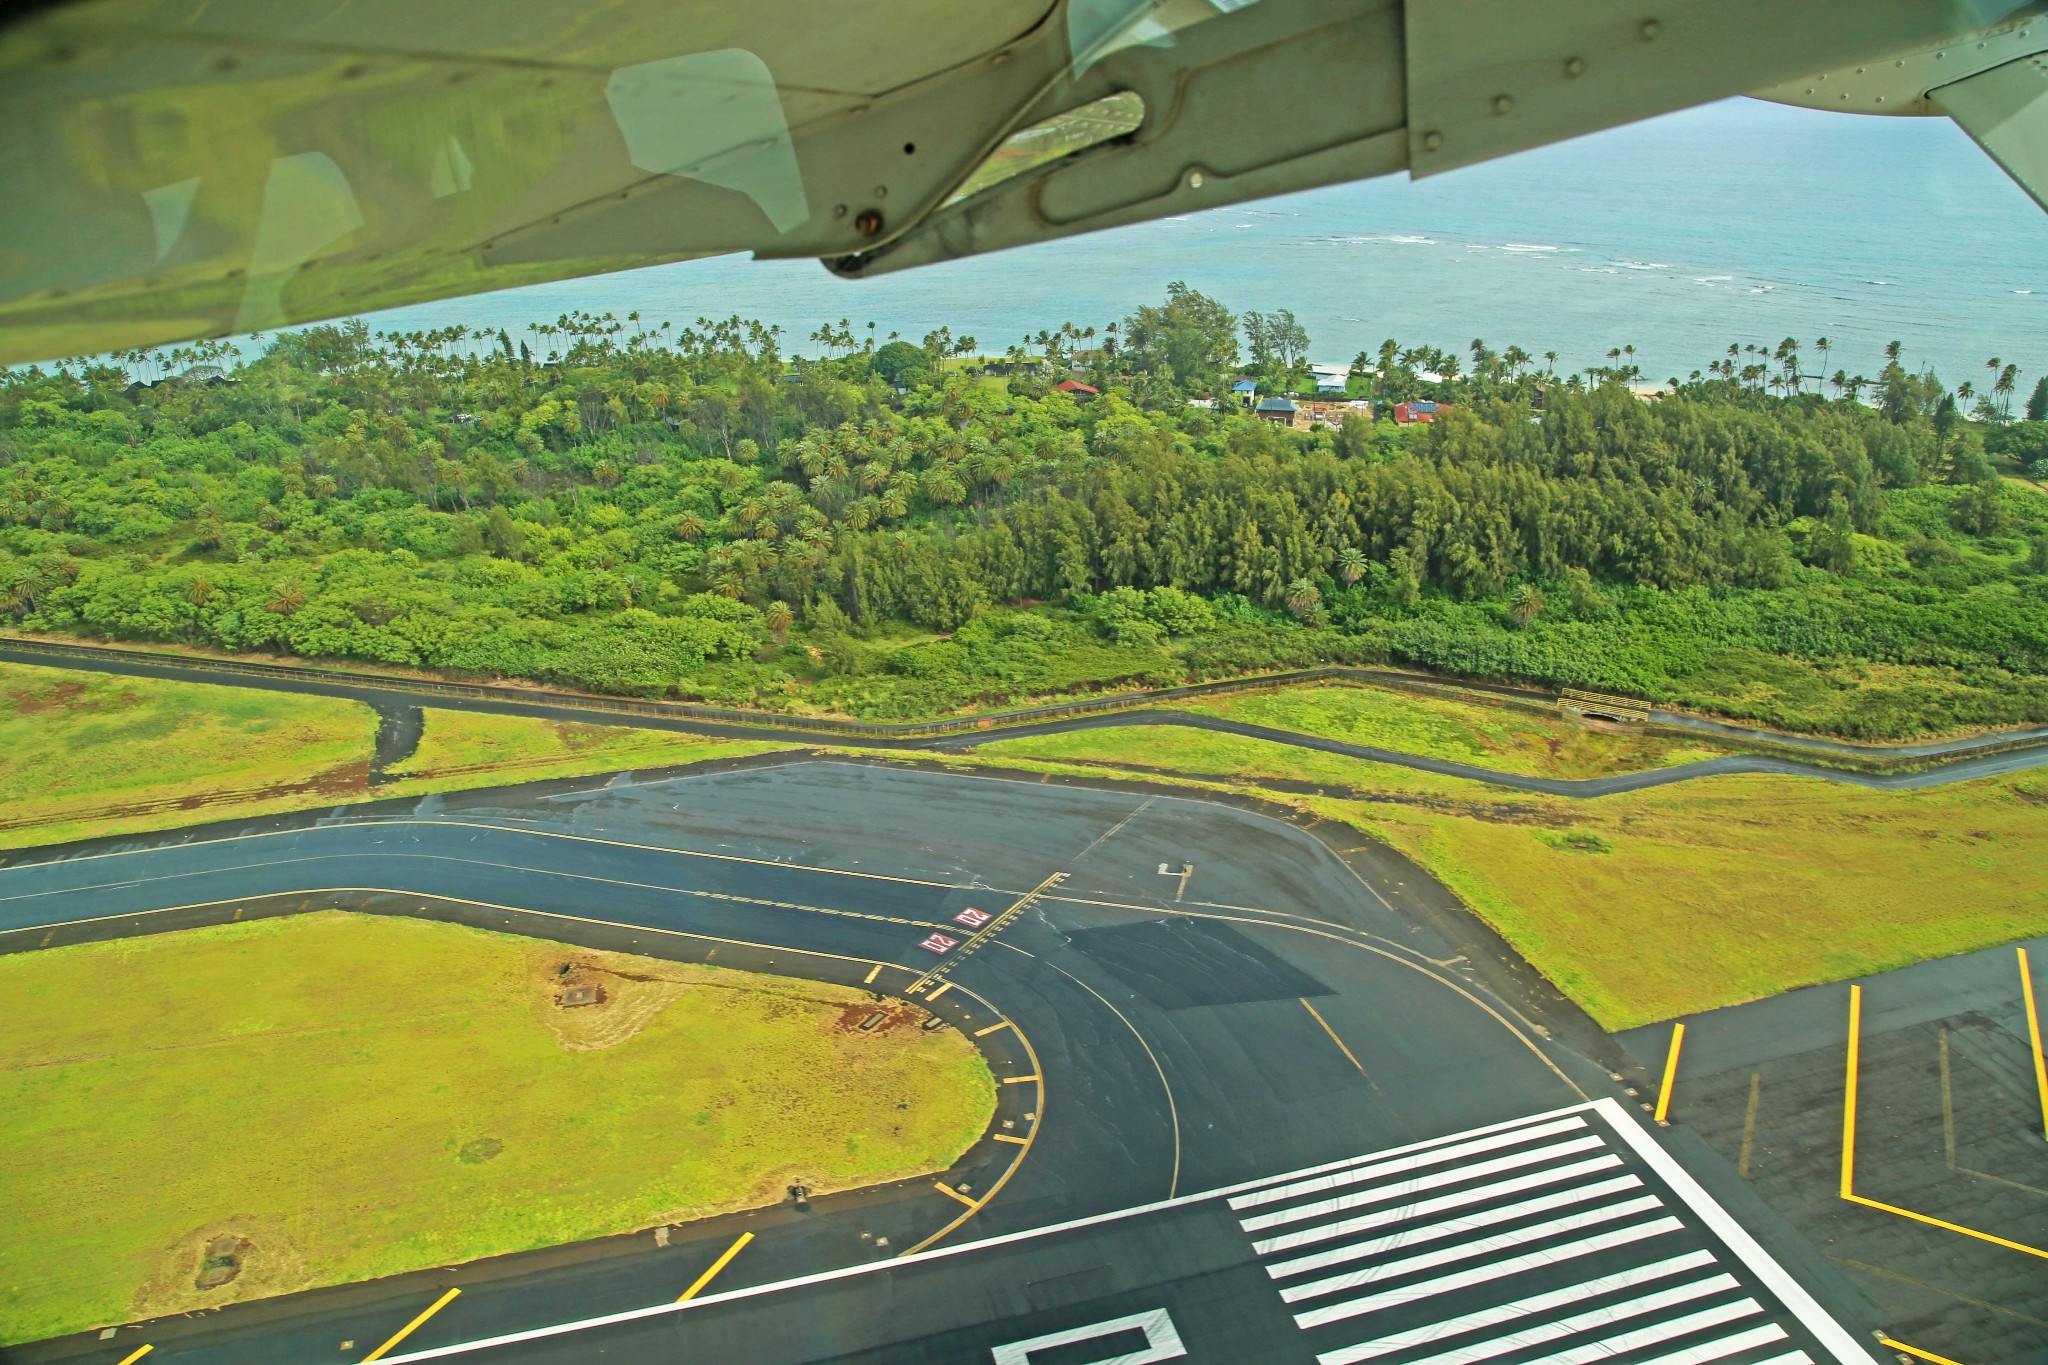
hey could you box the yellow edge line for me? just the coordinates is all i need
[933,1181,976,1207]
[2020,948,2048,1144]
[1300,998,1366,1074]
[900,1007,1045,1257]
[677,1231,753,1303]
[1880,1336,1969,1365]
[115,1347,153,1365]
[1654,1022,1685,1125]
[1842,981,2048,1261]
[362,1287,460,1361]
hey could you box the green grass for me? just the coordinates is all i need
[957,726,2048,1030]
[381,710,796,794]
[0,912,994,1344]
[1186,684,1722,778]
[0,662,377,848]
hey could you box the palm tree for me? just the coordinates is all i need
[1510,583,1545,626]
[1283,578,1322,620]
[1334,547,1366,586]
[764,601,793,642]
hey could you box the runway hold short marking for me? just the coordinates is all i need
[919,932,960,955]
[955,906,993,928]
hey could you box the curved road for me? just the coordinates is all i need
[4,642,2046,798]
[2,761,1610,1365]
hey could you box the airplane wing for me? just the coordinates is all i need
[0,0,2041,364]
[1933,54,2048,211]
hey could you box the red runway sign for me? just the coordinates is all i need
[919,932,960,955]
[953,907,992,928]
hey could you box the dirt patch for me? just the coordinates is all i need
[525,947,699,1051]
[4,680,137,714]
[830,998,936,1036]
[127,1218,309,1322]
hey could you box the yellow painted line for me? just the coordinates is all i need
[1300,998,1366,1075]
[1846,1193,2048,1261]
[973,1019,1012,1037]
[933,1181,977,1207]
[1654,1022,1685,1125]
[2020,948,2048,1144]
[925,981,953,1002]
[993,1132,1029,1145]
[1737,1072,1761,1178]
[1880,1336,1968,1365]
[115,1347,153,1365]
[1001,1074,1040,1085]
[362,1287,461,1361]
[863,963,882,984]
[676,1232,753,1303]
[1842,984,1861,1199]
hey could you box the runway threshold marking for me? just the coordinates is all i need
[1840,983,2048,1262]
[677,1232,753,1303]
[1654,1022,1686,1125]
[363,1287,461,1361]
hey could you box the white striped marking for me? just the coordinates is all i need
[1281,1195,1667,1303]
[1294,1217,1685,1330]
[1255,1157,1629,1257]
[1242,1135,1607,1233]
[1339,1274,1741,1365]
[1315,1251,1720,1365]
[1631,1325,1808,1365]
[1231,1118,1588,1212]
[1267,1175,1646,1279]
[1519,1301,1771,1365]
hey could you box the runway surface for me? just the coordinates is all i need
[0,761,1908,1363]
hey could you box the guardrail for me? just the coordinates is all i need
[1559,688,1653,723]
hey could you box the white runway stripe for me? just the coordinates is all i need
[1628,1325,1802,1365]
[1241,1136,1608,1233]
[1343,1274,1741,1365]
[1747,1353,1815,1365]
[1314,1252,1721,1365]
[1254,1158,1631,1257]
[1225,1104,1598,1200]
[1518,1301,1770,1365]
[1292,1217,1686,1330]
[1230,1118,1589,1212]
[1280,1196,1667,1303]
[1266,1176,1646,1279]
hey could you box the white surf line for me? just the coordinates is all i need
[1314,1252,1719,1365]
[1280,1195,1667,1302]
[1255,1158,1630,1257]
[1292,1218,1684,1330]
[1265,1175,1645,1279]
[1592,1097,1883,1365]
[1230,1116,1588,1211]
[1516,1301,1772,1365]
[1241,1135,1608,1233]
[1323,1271,1740,1365]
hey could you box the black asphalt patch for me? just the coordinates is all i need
[1065,916,1331,1010]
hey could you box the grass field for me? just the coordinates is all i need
[1186,684,1723,778]
[0,663,377,848]
[960,725,2048,1030]
[381,710,795,794]
[0,912,993,1344]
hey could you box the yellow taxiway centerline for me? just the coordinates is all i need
[677,1232,753,1303]
[363,1287,461,1361]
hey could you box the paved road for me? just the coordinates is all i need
[5,642,2046,797]
[0,762,1884,1365]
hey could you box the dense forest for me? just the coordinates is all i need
[3,287,2046,738]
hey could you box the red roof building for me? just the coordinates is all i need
[1053,378,1099,397]
[1392,400,1446,425]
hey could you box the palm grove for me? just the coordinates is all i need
[3,284,2045,737]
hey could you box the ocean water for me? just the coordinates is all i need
[370,99,2048,389]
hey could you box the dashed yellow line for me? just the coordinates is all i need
[676,1232,753,1303]
[863,963,883,984]
[362,1287,460,1361]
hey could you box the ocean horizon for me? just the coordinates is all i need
[363,97,2046,392]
